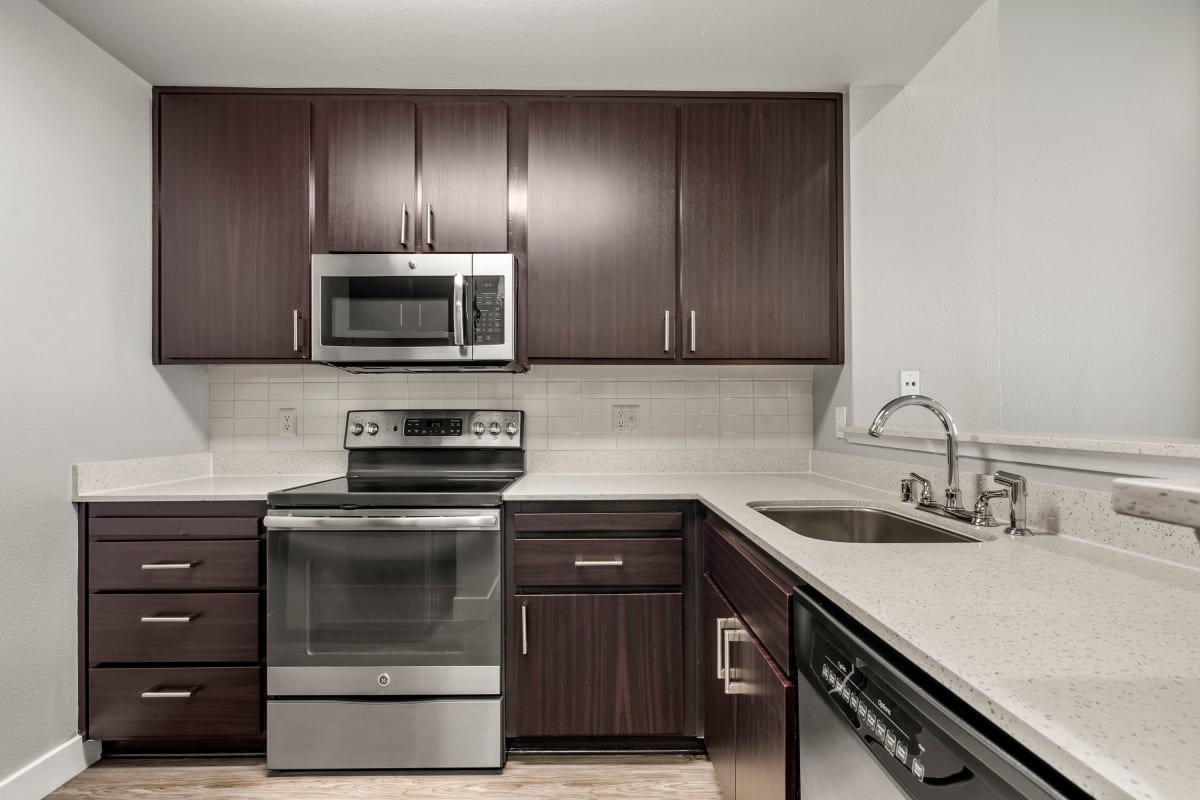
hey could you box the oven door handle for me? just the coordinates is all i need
[263,514,499,531]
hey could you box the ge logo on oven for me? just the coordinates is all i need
[377,673,391,687]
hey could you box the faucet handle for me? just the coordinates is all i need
[971,490,1007,527]
[908,473,934,506]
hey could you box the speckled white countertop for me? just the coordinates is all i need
[1112,477,1200,530]
[506,472,1200,800]
[70,460,1200,799]
[74,474,336,502]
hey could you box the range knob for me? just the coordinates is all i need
[365,422,379,436]
[505,421,519,436]
[472,421,487,436]
[488,421,502,436]
[349,422,364,436]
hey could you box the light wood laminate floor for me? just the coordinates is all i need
[47,755,721,799]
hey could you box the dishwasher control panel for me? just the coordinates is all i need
[813,631,926,781]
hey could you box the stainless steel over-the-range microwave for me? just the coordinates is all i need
[311,253,515,371]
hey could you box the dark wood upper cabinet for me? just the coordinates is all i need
[525,102,678,359]
[681,101,840,360]
[158,94,311,361]
[419,102,509,252]
[510,592,684,737]
[322,98,417,253]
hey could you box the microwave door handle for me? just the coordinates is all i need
[452,274,466,347]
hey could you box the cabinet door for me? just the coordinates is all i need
[526,102,678,359]
[419,102,508,252]
[159,94,311,360]
[511,593,683,736]
[730,617,796,800]
[324,98,417,252]
[704,578,739,800]
[681,101,839,360]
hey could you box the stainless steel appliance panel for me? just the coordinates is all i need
[311,253,514,365]
[268,664,499,697]
[267,698,503,770]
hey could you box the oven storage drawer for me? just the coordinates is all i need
[90,540,260,591]
[89,593,260,664]
[514,537,683,587]
[89,666,262,739]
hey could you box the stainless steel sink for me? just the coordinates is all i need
[750,504,979,544]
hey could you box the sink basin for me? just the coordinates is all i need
[750,504,978,544]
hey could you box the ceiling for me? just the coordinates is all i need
[38,0,986,90]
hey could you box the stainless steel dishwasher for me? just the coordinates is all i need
[792,587,1079,799]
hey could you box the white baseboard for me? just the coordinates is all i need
[0,736,100,800]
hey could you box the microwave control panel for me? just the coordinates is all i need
[472,276,506,345]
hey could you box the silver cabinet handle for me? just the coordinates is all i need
[689,310,697,353]
[141,562,196,570]
[452,274,466,347]
[521,603,528,656]
[715,617,737,679]
[140,614,196,623]
[141,688,197,699]
[664,309,671,352]
[574,558,623,567]
[723,626,748,695]
[264,514,499,531]
[292,309,301,353]
[425,203,434,247]
[400,201,408,247]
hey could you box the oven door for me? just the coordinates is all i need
[264,508,502,697]
[312,253,474,363]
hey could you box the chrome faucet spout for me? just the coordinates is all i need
[868,395,963,511]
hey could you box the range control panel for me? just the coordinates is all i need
[344,409,523,449]
[472,276,506,345]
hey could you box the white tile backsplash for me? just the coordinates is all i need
[207,364,814,452]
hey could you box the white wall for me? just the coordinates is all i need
[998,0,1200,438]
[0,0,207,789]
[840,0,1001,435]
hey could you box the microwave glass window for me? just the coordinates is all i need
[321,276,458,348]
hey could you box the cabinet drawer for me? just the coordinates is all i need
[90,540,259,591]
[514,538,683,587]
[89,516,259,541]
[89,666,261,739]
[513,512,683,533]
[89,593,259,664]
[704,519,792,670]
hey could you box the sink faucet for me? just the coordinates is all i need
[868,395,965,514]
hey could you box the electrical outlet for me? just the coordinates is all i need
[900,370,921,395]
[279,407,298,437]
[835,406,847,439]
[613,404,640,434]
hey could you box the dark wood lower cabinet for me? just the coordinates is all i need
[510,592,684,737]
[704,579,739,800]
[703,572,796,800]
[81,502,266,752]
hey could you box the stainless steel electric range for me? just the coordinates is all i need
[263,409,523,771]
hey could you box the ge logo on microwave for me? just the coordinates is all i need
[377,673,391,687]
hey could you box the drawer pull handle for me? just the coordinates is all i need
[521,603,528,656]
[715,617,738,679]
[140,562,197,570]
[140,614,197,623]
[140,688,197,699]
[574,558,623,567]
